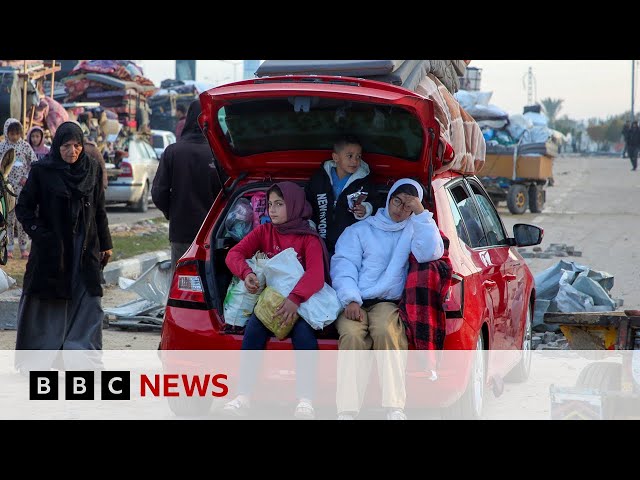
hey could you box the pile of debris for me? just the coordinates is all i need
[533,260,623,333]
[518,243,582,259]
[109,219,169,236]
[532,330,568,350]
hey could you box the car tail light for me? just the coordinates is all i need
[168,259,207,307]
[119,161,133,178]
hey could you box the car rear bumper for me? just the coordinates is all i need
[106,183,144,203]
[160,305,474,409]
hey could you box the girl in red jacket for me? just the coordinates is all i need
[222,181,329,419]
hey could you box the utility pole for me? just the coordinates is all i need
[632,60,635,121]
[522,67,537,105]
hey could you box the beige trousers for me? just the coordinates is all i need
[336,301,408,414]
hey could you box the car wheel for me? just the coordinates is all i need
[506,184,528,214]
[442,334,486,419]
[505,303,533,382]
[130,182,149,213]
[167,396,213,417]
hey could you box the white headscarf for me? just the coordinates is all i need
[365,178,424,232]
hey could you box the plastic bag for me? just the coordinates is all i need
[222,253,268,326]
[225,197,254,242]
[262,248,305,297]
[262,248,341,330]
[298,283,342,330]
[254,286,299,340]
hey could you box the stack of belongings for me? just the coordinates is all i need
[0,60,69,137]
[254,60,485,175]
[455,93,561,159]
[64,60,157,128]
[149,79,215,131]
[0,60,44,128]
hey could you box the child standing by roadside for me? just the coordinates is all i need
[26,126,50,161]
[0,119,38,259]
[222,181,330,419]
[305,134,380,255]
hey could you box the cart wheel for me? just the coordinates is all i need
[506,184,528,214]
[528,184,545,213]
[575,362,621,391]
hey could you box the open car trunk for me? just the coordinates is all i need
[205,177,438,339]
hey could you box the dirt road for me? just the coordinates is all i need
[498,153,640,309]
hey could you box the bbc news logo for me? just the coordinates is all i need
[29,371,229,400]
[30,371,130,400]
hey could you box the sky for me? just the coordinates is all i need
[472,60,634,121]
[138,60,636,122]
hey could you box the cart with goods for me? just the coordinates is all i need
[545,310,640,419]
[479,138,555,214]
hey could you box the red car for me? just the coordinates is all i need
[159,75,543,418]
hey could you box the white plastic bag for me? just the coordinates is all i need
[0,268,16,294]
[223,253,268,326]
[298,283,342,330]
[262,248,304,297]
[263,248,341,330]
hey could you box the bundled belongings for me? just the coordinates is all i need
[255,60,486,175]
[256,60,467,95]
[64,61,156,129]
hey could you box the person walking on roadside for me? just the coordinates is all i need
[0,119,39,259]
[152,99,225,274]
[621,121,631,159]
[626,121,640,171]
[14,121,112,373]
[174,103,187,139]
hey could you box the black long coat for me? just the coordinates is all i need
[16,160,112,299]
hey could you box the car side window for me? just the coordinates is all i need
[448,183,487,248]
[142,142,156,159]
[446,187,470,246]
[467,181,508,246]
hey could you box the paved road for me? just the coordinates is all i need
[496,153,640,309]
[106,203,164,227]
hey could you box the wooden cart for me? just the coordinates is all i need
[479,152,553,215]
[544,311,640,419]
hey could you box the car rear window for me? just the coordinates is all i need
[217,97,424,161]
[152,135,165,149]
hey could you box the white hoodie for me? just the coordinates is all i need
[330,178,444,308]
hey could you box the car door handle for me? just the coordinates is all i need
[483,280,497,289]
[504,274,517,282]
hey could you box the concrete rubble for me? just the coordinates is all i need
[519,243,582,259]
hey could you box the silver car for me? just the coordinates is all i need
[105,136,158,212]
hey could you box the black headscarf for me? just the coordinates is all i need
[40,121,98,198]
[180,99,207,144]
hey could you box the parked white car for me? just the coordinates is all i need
[105,136,159,212]
[151,129,176,158]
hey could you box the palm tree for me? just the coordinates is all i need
[540,98,564,128]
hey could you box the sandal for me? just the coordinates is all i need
[294,400,315,420]
[221,397,250,417]
[6,252,13,260]
[20,251,29,260]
